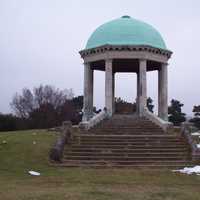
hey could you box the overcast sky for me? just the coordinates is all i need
[0,0,200,116]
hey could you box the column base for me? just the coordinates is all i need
[138,108,146,117]
[137,98,147,117]
[82,112,94,122]
[158,114,168,122]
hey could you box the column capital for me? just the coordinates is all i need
[161,62,168,67]
[105,58,113,63]
[139,59,147,68]
[158,63,168,72]
[139,58,147,63]
[83,61,90,66]
[105,59,113,72]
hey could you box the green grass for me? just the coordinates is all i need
[0,130,200,200]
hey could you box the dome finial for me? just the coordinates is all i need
[121,15,131,19]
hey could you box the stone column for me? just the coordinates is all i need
[112,72,115,114]
[158,63,168,121]
[136,72,140,114]
[138,59,147,116]
[82,62,94,121]
[105,59,114,116]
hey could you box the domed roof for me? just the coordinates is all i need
[86,16,166,50]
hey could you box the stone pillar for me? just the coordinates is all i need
[136,72,140,114]
[82,62,94,121]
[158,63,168,121]
[112,72,115,114]
[105,59,114,116]
[138,59,147,116]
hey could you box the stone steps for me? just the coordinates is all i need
[93,125,163,128]
[87,131,167,135]
[58,164,192,169]
[74,137,185,142]
[68,148,189,153]
[61,114,192,168]
[61,160,193,168]
[64,157,190,162]
[75,141,185,145]
[62,159,191,164]
[77,134,175,138]
[65,152,189,157]
[93,130,163,133]
[70,144,187,149]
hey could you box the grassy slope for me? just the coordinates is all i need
[0,130,200,200]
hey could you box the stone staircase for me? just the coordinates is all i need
[61,114,193,168]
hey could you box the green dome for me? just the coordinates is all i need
[86,16,166,50]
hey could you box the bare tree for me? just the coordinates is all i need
[11,85,74,118]
[11,89,34,118]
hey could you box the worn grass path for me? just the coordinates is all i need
[0,130,200,200]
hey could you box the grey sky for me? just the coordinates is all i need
[0,0,200,115]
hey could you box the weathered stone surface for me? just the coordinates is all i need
[105,59,114,116]
[61,115,193,168]
[49,121,72,162]
[82,63,93,121]
[80,45,172,65]
[181,122,200,162]
[137,59,147,116]
[158,63,168,121]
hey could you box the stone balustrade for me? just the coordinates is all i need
[181,122,200,161]
[49,121,73,162]
[79,109,108,130]
[144,108,172,132]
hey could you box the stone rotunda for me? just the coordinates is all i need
[80,15,172,125]
[56,16,194,168]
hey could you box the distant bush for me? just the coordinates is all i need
[0,114,28,131]
[115,97,136,114]
[168,99,186,126]
[190,105,200,129]
[115,97,154,114]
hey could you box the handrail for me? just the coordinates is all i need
[79,110,108,130]
[49,121,72,162]
[144,108,172,132]
[181,122,200,161]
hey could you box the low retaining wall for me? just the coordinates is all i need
[144,109,173,132]
[79,110,108,130]
[181,122,200,162]
[49,121,72,162]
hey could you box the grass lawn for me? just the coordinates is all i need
[0,130,200,200]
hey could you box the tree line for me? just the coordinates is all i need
[0,85,200,131]
[0,85,83,131]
